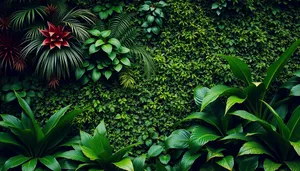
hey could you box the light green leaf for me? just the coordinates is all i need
[95,39,105,47]
[114,64,123,72]
[212,2,219,9]
[3,155,31,171]
[194,86,209,106]
[22,158,37,171]
[238,142,272,156]
[264,159,281,171]
[89,44,99,55]
[216,156,234,171]
[113,158,134,171]
[84,38,96,45]
[291,85,300,96]
[88,29,101,36]
[119,46,130,54]
[206,146,224,161]
[225,95,246,114]
[285,160,300,171]
[101,44,113,54]
[103,70,112,79]
[290,141,300,156]
[159,154,171,165]
[108,38,121,48]
[147,15,155,24]
[120,57,131,66]
[81,146,99,161]
[100,30,111,38]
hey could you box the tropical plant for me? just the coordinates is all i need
[93,1,125,20]
[0,32,25,73]
[0,16,10,30]
[76,13,154,86]
[19,1,96,87]
[139,0,167,38]
[57,120,140,170]
[0,92,83,171]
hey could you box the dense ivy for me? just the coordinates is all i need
[0,0,299,156]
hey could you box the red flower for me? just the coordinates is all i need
[39,22,72,50]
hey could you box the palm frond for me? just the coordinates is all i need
[35,42,83,80]
[129,46,155,78]
[24,25,45,40]
[109,13,135,39]
[10,6,47,29]
[21,37,43,60]
[63,19,90,41]
[120,70,136,88]
[119,27,138,47]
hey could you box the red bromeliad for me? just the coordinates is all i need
[39,22,72,50]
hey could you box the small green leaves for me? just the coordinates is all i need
[119,46,130,54]
[147,15,155,24]
[103,70,112,79]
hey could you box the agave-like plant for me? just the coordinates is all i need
[57,120,140,170]
[18,1,96,87]
[0,92,83,170]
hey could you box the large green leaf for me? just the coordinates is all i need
[95,39,105,47]
[94,120,107,136]
[148,145,164,157]
[206,146,224,161]
[80,146,99,161]
[179,112,221,134]
[201,85,241,111]
[22,158,37,171]
[287,106,300,141]
[56,150,89,162]
[120,57,131,66]
[133,154,146,171]
[109,144,139,162]
[216,156,234,171]
[88,29,101,36]
[100,30,111,38]
[2,155,31,171]
[15,93,44,142]
[262,100,290,139]
[0,132,22,148]
[229,110,275,132]
[290,85,300,96]
[263,159,281,171]
[238,142,272,157]
[220,55,252,85]
[43,105,71,135]
[225,95,246,114]
[237,156,258,171]
[113,158,134,171]
[190,126,220,152]
[166,129,190,149]
[221,133,252,142]
[290,141,300,156]
[263,39,300,89]
[108,38,121,49]
[194,86,209,106]
[180,151,201,171]
[285,160,300,171]
[39,156,61,171]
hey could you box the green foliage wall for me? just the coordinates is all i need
[1,0,299,155]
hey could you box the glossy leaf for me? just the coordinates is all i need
[263,159,281,171]
[113,158,134,171]
[22,158,37,171]
[120,57,131,66]
[148,145,164,157]
[263,39,300,89]
[133,155,146,171]
[180,151,201,171]
[108,38,121,48]
[89,44,99,54]
[88,29,101,37]
[194,86,209,106]
[75,67,85,80]
[39,156,61,171]
[216,156,234,171]
[225,95,246,114]
[95,39,105,47]
[220,55,252,85]
[238,142,272,156]
[206,146,224,161]
[190,126,220,152]
[103,70,112,80]
[2,155,31,171]
[166,129,190,149]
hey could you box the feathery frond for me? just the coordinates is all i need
[10,6,47,29]
[109,13,134,38]
[120,70,136,88]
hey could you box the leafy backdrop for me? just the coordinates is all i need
[0,0,299,155]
